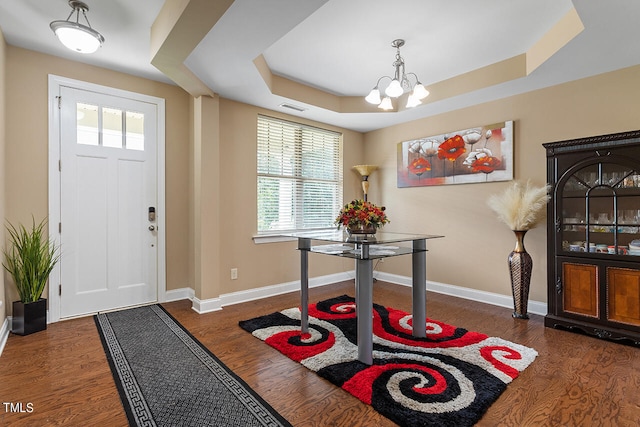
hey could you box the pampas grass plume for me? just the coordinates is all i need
[488,180,550,230]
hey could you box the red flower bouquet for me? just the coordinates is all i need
[335,199,390,232]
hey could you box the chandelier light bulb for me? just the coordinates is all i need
[406,94,422,108]
[365,88,382,105]
[385,79,403,98]
[412,83,429,100]
[378,97,393,110]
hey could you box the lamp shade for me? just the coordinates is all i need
[352,165,378,177]
[378,96,393,110]
[385,79,403,98]
[412,83,430,100]
[406,94,421,108]
[50,21,104,53]
[365,88,381,105]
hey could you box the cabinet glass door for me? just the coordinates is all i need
[560,162,640,256]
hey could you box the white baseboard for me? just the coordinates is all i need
[191,296,222,314]
[168,270,546,317]
[219,272,352,307]
[184,271,353,314]
[164,287,221,314]
[0,317,10,357]
[165,287,194,303]
[375,271,547,316]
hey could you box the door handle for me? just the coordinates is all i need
[149,225,156,231]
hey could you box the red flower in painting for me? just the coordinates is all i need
[471,156,501,174]
[408,157,431,176]
[437,135,466,161]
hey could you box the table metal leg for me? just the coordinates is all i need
[299,238,310,334]
[356,249,373,365]
[412,239,427,337]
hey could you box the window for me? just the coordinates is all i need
[76,102,145,151]
[257,115,342,234]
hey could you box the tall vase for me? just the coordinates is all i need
[509,230,532,319]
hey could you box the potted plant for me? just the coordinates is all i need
[335,199,390,235]
[3,217,60,335]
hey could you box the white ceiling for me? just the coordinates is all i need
[1,0,639,132]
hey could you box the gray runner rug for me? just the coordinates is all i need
[94,304,292,427]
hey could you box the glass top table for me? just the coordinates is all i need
[287,230,444,260]
[286,229,443,242]
[284,230,444,365]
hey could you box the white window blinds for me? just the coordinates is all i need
[257,115,343,233]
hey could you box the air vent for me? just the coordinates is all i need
[279,102,307,112]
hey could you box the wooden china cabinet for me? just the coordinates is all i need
[544,130,640,345]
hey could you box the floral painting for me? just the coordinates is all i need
[397,121,513,187]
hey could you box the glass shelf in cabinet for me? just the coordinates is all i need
[561,191,588,199]
[560,248,640,257]
[562,188,640,199]
[586,225,639,233]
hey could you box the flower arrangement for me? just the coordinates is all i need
[487,180,550,230]
[335,199,389,231]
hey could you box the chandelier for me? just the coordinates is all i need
[365,39,429,110]
[50,0,105,54]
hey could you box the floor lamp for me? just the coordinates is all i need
[352,165,378,201]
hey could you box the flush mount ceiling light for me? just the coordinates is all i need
[50,0,105,54]
[365,39,429,110]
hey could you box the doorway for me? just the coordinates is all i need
[48,76,166,320]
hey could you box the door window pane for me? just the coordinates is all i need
[77,103,99,146]
[126,111,145,151]
[103,107,123,148]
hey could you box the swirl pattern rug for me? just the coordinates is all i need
[239,295,537,427]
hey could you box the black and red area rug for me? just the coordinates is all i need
[239,295,538,427]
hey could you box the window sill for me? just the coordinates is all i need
[252,234,297,244]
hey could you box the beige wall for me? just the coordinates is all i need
[364,64,640,303]
[1,45,365,310]
[215,99,364,295]
[0,29,6,322]
[2,41,639,316]
[4,46,191,305]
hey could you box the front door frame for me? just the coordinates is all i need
[47,74,167,322]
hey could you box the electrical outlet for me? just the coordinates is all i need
[231,268,238,280]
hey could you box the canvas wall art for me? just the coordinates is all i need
[397,121,513,187]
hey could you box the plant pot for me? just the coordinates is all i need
[12,298,47,336]
[347,224,377,235]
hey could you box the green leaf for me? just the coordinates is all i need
[2,217,60,303]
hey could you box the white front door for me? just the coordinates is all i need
[57,86,159,318]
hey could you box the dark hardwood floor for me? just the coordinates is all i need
[1,280,639,426]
